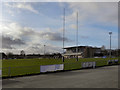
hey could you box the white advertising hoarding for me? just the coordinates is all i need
[40,64,64,72]
[115,59,118,62]
[85,62,89,67]
[40,65,47,72]
[88,62,93,67]
[82,62,86,68]
[108,59,118,65]
[55,64,64,71]
[46,65,56,72]
[93,62,96,68]
[82,62,96,68]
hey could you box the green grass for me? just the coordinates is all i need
[1,57,119,77]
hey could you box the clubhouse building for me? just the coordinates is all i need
[63,46,103,58]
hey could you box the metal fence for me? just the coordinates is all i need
[2,62,83,77]
[2,65,40,77]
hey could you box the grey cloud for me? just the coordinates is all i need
[80,36,89,39]
[31,46,41,50]
[1,22,71,51]
[23,43,62,54]
[45,45,62,54]
[1,22,71,54]
[19,27,71,42]
[1,35,25,49]
[22,27,36,36]
[67,2,118,26]
[5,3,39,14]
[40,32,72,42]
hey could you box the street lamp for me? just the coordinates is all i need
[109,31,112,58]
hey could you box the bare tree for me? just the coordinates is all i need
[20,50,25,57]
[7,52,13,59]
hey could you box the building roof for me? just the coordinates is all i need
[63,45,101,49]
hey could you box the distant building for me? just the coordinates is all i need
[26,54,41,59]
[63,46,102,58]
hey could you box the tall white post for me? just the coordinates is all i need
[62,8,65,62]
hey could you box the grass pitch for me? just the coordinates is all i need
[1,58,119,77]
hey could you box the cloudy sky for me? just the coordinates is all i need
[0,1,118,54]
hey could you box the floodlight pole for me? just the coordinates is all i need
[76,12,78,61]
[62,8,65,62]
[109,32,112,58]
[44,45,46,58]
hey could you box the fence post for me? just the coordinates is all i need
[0,68,1,78]
[93,62,96,69]
[8,67,11,77]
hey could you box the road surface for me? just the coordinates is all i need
[2,65,118,88]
